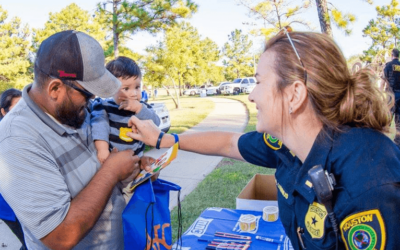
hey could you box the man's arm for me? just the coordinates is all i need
[40,148,140,249]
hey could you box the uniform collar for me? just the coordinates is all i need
[294,127,334,203]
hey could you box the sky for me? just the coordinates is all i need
[0,0,392,59]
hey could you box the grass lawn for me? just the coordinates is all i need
[150,93,215,134]
[170,93,275,241]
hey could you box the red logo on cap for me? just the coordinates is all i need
[58,70,77,78]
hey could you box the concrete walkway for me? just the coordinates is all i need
[144,97,248,209]
[0,97,248,247]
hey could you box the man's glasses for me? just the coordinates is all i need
[62,80,94,101]
[278,26,308,85]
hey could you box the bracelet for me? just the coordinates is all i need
[156,131,165,149]
[171,133,179,144]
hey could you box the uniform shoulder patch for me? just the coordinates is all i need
[340,209,386,250]
[263,133,282,150]
[305,202,328,239]
[393,64,400,72]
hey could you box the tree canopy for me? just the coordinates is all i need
[0,5,32,92]
[222,29,254,81]
[97,0,198,58]
[32,3,107,51]
[361,0,400,64]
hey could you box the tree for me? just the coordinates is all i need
[97,0,198,58]
[361,0,400,65]
[222,30,254,81]
[143,22,221,108]
[0,5,32,92]
[238,0,311,39]
[314,0,371,37]
[32,3,108,51]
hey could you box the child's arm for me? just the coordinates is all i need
[89,98,111,163]
[94,140,110,164]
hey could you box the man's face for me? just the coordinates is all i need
[55,89,88,129]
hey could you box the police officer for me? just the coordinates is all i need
[128,30,400,249]
[384,48,400,119]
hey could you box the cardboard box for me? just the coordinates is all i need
[236,174,278,212]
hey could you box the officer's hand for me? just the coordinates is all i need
[103,148,140,182]
[127,116,161,146]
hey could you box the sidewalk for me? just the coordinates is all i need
[144,97,248,210]
[0,97,248,247]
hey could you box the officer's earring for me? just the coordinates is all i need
[289,107,293,114]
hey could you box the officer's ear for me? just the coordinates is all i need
[286,80,307,115]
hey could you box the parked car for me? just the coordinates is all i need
[183,88,199,96]
[150,102,171,132]
[206,86,218,95]
[217,82,231,94]
[220,82,241,95]
[231,77,256,92]
[242,82,256,94]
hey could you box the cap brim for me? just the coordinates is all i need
[77,69,121,98]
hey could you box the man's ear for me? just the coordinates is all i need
[286,80,308,114]
[47,79,64,100]
[1,108,6,117]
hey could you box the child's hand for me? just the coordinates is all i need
[119,99,143,113]
[97,149,110,164]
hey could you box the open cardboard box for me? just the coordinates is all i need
[236,174,278,212]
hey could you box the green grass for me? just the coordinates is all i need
[151,94,215,134]
[170,93,275,241]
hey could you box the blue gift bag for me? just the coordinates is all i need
[122,178,181,250]
[0,194,16,221]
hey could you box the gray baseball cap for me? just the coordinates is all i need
[35,30,121,98]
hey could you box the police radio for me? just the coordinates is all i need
[308,165,339,250]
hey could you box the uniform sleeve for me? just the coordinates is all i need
[339,183,400,249]
[384,63,390,81]
[137,102,161,126]
[0,136,70,239]
[90,98,110,142]
[238,131,280,168]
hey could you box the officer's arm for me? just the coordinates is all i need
[339,183,400,249]
[161,131,245,161]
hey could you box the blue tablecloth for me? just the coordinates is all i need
[175,207,293,250]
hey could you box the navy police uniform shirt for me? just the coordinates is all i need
[238,127,400,250]
[384,58,400,92]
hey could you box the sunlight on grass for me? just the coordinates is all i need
[151,93,215,134]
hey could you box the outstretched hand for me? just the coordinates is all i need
[127,116,161,147]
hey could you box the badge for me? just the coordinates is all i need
[264,133,282,150]
[340,209,386,250]
[393,64,400,72]
[305,202,328,239]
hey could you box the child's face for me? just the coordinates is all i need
[114,76,142,105]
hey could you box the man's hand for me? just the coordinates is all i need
[127,116,161,146]
[103,148,141,182]
[119,98,142,113]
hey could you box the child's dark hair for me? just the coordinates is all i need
[0,88,22,118]
[106,56,142,80]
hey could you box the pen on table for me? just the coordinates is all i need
[255,235,283,244]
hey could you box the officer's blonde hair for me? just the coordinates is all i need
[265,32,394,134]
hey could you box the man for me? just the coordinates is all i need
[384,48,400,118]
[0,31,145,249]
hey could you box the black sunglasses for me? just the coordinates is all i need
[278,26,308,85]
[62,80,94,100]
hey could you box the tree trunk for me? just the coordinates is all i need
[113,0,120,58]
[315,0,332,37]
